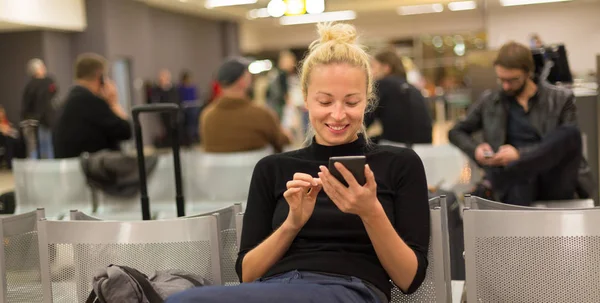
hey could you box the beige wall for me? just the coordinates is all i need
[487,2,600,76]
[240,1,599,75]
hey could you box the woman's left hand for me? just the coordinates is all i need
[318,163,380,219]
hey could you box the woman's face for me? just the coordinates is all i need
[305,63,368,146]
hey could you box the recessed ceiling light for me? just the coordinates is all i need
[267,0,286,17]
[499,0,571,6]
[280,10,356,26]
[397,4,444,15]
[205,0,258,9]
[448,1,477,11]
[306,0,325,14]
[247,8,271,19]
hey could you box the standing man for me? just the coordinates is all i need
[449,41,595,206]
[53,53,131,159]
[21,58,58,159]
[152,69,182,147]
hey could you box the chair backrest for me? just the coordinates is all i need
[463,206,600,302]
[465,195,536,210]
[0,208,45,303]
[466,195,598,210]
[236,212,244,247]
[184,148,271,202]
[37,215,222,303]
[233,197,452,302]
[69,210,102,221]
[531,199,595,209]
[185,203,243,285]
[12,158,93,219]
[391,195,452,303]
[95,153,182,219]
[411,144,470,190]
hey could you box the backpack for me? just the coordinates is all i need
[86,265,210,303]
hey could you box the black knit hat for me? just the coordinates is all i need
[217,57,251,86]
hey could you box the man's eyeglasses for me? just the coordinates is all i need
[496,76,524,85]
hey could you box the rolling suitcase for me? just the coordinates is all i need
[132,103,185,220]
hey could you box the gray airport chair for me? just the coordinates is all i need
[391,196,452,303]
[186,203,243,285]
[95,153,181,220]
[184,147,271,202]
[463,201,600,302]
[12,159,93,219]
[37,215,222,302]
[0,209,45,303]
[234,197,452,302]
[466,195,597,210]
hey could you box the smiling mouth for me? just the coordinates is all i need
[326,124,349,131]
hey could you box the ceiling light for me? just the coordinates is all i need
[499,0,571,6]
[306,0,325,14]
[448,1,477,11]
[247,8,270,19]
[286,0,306,15]
[249,60,273,74]
[267,0,286,17]
[397,4,444,15]
[280,10,356,26]
[205,0,257,9]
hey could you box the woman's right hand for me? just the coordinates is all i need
[283,173,322,231]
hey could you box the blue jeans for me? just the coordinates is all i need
[166,270,384,303]
[30,126,54,159]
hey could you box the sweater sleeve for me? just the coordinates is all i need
[235,156,277,281]
[393,148,430,294]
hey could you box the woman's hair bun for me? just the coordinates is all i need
[315,22,358,46]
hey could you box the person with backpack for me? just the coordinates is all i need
[366,49,433,146]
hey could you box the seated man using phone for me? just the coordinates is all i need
[449,41,595,206]
[54,53,131,159]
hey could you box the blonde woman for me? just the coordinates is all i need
[167,23,430,303]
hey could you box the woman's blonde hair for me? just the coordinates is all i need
[299,22,377,145]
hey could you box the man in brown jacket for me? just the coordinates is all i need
[201,58,292,153]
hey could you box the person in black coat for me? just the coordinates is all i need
[53,53,131,159]
[366,49,433,146]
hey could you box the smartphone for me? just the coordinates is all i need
[328,156,367,186]
[483,151,494,158]
[99,74,105,87]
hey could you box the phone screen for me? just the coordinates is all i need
[328,156,367,186]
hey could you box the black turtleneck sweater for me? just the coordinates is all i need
[235,136,430,300]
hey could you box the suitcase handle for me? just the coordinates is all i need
[131,103,185,220]
[132,103,179,117]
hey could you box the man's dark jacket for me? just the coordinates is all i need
[448,81,596,200]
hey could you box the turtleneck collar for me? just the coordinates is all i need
[308,134,368,161]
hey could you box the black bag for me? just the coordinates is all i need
[0,191,16,214]
[131,103,185,220]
